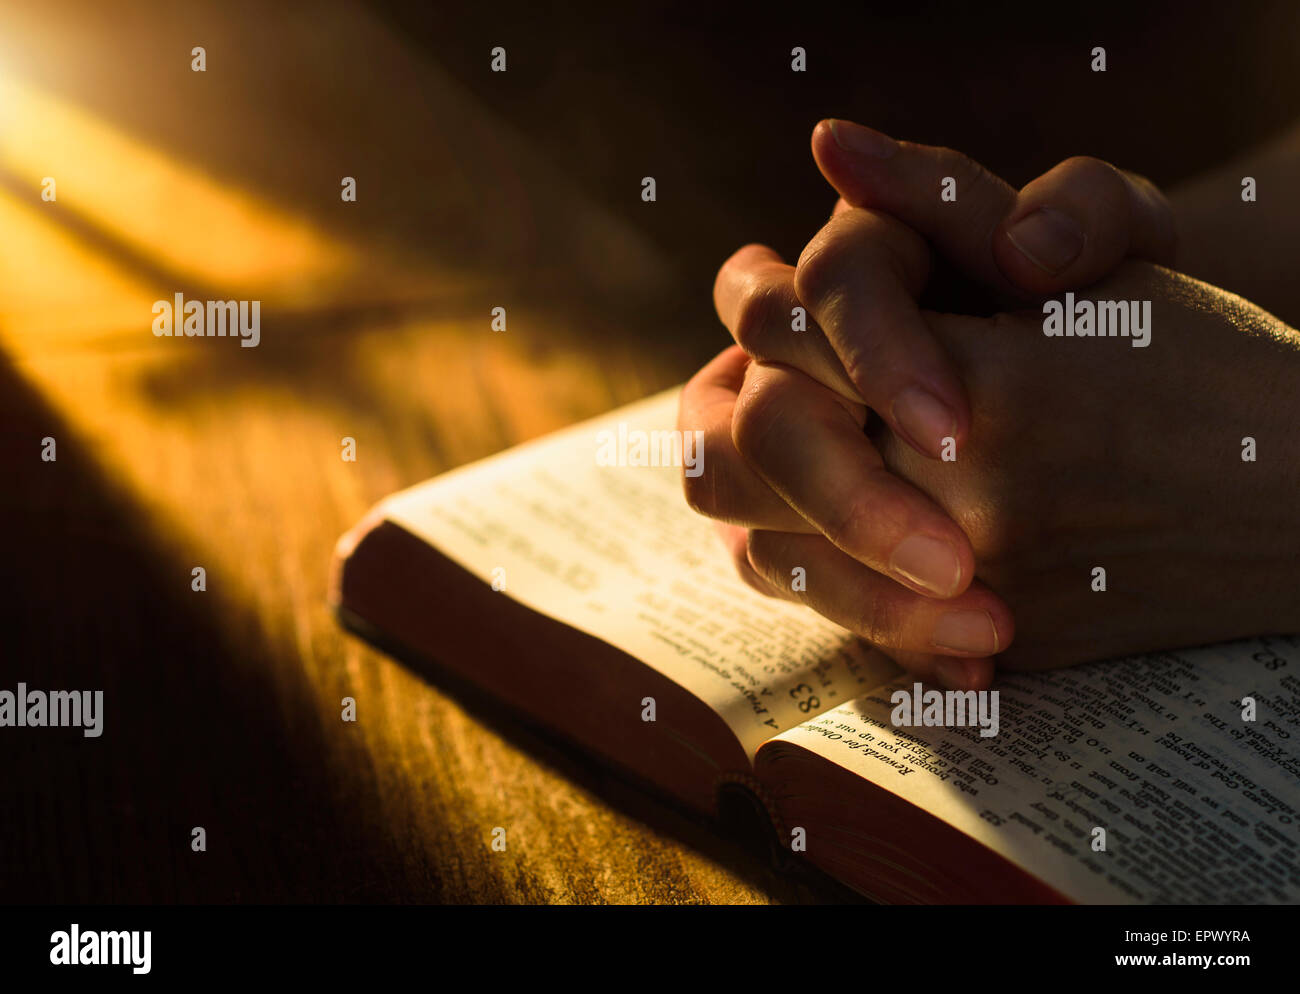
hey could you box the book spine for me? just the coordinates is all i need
[716,771,787,835]
[714,770,800,873]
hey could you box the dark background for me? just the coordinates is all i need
[4,0,1299,905]
[375,0,1300,324]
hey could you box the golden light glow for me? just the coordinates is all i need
[0,73,356,301]
[0,186,156,343]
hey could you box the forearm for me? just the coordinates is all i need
[1170,120,1300,325]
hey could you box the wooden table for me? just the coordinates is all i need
[0,0,852,903]
[8,0,1289,907]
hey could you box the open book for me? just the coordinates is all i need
[330,389,1300,903]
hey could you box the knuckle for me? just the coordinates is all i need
[680,461,716,517]
[1060,154,1116,182]
[936,144,986,185]
[1061,155,1127,207]
[1125,169,1165,204]
[935,146,1007,228]
[958,157,1002,208]
[734,536,778,598]
[824,493,875,556]
[836,345,874,398]
[797,211,909,310]
[730,376,787,467]
[794,233,852,310]
[680,428,739,521]
[733,274,788,353]
[744,528,777,578]
[855,591,902,649]
[729,530,752,574]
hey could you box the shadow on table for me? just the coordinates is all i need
[0,341,415,902]
[0,338,857,902]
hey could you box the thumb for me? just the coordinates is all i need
[813,120,1175,298]
[994,156,1176,294]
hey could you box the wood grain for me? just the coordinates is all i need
[0,0,852,903]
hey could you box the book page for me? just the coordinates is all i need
[380,389,898,759]
[770,637,1300,902]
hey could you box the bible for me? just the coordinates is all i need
[330,388,1300,903]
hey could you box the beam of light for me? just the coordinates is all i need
[0,185,158,345]
[0,72,358,305]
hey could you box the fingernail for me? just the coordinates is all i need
[932,610,999,655]
[891,534,961,597]
[935,659,970,690]
[892,386,956,458]
[1005,208,1085,274]
[829,119,898,159]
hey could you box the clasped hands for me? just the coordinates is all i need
[679,119,1300,690]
